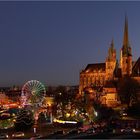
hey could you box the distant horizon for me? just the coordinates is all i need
[0,83,79,88]
[0,1,140,86]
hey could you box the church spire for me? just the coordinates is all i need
[111,38,114,50]
[123,15,129,47]
[122,15,131,56]
[107,39,116,61]
[120,15,132,76]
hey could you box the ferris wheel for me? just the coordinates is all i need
[21,80,46,107]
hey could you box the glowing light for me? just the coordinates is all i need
[95,111,98,117]
[53,118,77,124]
[66,113,70,118]
[21,80,46,107]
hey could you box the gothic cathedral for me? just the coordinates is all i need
[79,16,140,107]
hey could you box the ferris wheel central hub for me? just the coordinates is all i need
[32,91,36,94]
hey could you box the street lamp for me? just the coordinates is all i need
[95,111,98,117]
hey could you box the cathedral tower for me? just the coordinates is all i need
[106,39,116,80]
[120,16,132,76]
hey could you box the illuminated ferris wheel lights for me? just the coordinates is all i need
[21,80,46,107]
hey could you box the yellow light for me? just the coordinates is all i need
[53,118,77,124]
[66,113,70,118]
[13,119,16,122]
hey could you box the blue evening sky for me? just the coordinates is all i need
[0,1,140,86]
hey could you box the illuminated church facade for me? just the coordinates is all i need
[79,17,140,107]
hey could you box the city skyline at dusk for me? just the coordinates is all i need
[1,1,140,86]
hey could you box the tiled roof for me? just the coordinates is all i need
[85,63,105,72]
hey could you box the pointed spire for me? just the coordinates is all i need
[121,15,132,56]
[111,38,114,50]
[107,39,116,61]
[123,15,129,47]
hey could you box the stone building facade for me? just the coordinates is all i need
[79,17,140,107]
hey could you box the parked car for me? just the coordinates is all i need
[31,133,43,139]
[86,128,96,134]
[0,133,9,139]
[12,132,25,138]
[121,127,134,133]
[133,128,140,133]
